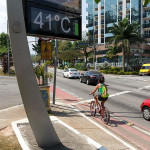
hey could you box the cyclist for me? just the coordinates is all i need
[89,77,108,108]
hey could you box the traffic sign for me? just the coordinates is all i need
[23,0,82,40]
[41,41,52,60]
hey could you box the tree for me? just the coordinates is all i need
[95,0,150,6]
[0,33,10,58]
[1,54,13,74]
[57,40,83,67]
[32,43,41,54]
[108,18,145,71]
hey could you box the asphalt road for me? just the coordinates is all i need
[1,69,150,149]
[0,77,22,109]
[50,69,150,149]
[53,69,150,129]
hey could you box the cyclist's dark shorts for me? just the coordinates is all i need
[98,95,108,101]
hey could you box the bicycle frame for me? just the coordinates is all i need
[90,94,110,124]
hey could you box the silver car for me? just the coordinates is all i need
[63,68,80,79]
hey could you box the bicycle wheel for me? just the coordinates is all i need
[101,107,110,124]
[90,101,96,117]
[97,103,101,116]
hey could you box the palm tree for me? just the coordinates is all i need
[108,18,145,71]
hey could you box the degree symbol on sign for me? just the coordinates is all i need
[55,15,60,21]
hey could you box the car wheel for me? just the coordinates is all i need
[68,76,70,79]
[86,79,90,85]
[80,78,82,83]
[143,107,150,121]
[63,74,65,78]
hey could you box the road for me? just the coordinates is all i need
[1,69,150,149]
[50,68,150,150]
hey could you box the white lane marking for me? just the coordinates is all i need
[77,98,84,100]
[71,99,93,105]
[61,89,69,92]
[133,126,150,136]
[138,85,150,90]
[72,91,132,106]
[0,104,23,112]
[69,105,136,150]
[109,91,132,97]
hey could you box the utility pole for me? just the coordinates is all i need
[7,20,10,76]
[53,39,58,104]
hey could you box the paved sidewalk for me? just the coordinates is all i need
[9,97,137,150]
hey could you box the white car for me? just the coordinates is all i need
[63,68,80,79]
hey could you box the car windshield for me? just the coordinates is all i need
[70,69,77,71]
[141,66,150,69]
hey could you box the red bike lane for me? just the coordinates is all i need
[50,85,150,150]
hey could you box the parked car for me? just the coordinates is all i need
[80,71,104,85]
[141,99,150,121]
[139,63,150,76]
[63,68,80,79]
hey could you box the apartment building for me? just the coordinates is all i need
[86,0,150,67]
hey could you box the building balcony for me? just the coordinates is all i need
[95,8,98,11]
[95,30,98,34]
[101,20,104,24]
[101,29,104,34]
[143,12,150,18]
[95,25,98,30]
[118,15,122,20]
[95,34,98,39]
[95,16,98,20]
[143,23,150,28]
[118,0,122,3]
[144,34,150,38]
[118,7,122,12]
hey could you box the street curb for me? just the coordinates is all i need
[0,76,16,79]
[11,116,107,150]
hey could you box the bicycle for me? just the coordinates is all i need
[90,94,110,124]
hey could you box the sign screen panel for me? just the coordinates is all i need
[24,1,81,40]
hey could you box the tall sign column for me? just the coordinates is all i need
[6,0,60,148]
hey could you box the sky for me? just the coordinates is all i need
[0,0,87,54]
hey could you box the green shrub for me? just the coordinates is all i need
[133,71,139,75]
[107,70,112,74]
[75,63,86,68]
[90,67,94,70]
[118,71,125,75]
[10,69,15,75]
[114,67,121,72]
[125,72,129,75]
[58,67,64,69]
[113,70,118,74]
[76,68,87,71]
[100,70,104,73]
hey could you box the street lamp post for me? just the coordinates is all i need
[7,20,10,76]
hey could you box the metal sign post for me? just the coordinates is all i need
[53,39,58,104]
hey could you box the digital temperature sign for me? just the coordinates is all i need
[23,0,81,40]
